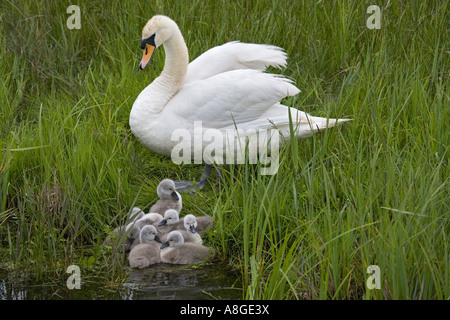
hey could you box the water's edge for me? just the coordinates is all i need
[0,264,242,300]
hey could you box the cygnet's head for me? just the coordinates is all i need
[183,214,198,234]
[156,179,179,201]
[128,225,140,245]
[160,231,184,249]
[135,213,163,230]
[139,225,161,244]
[129,207,144,221]
[158,209,180,227]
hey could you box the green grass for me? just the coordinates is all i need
[0,0,448,299]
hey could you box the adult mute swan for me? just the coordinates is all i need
[130,15,350,191]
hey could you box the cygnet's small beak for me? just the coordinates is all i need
[154,235,161,243]
[171,191,179,201]
[160,242,169,249]
[158,219,167,227]
[190,225,197,234]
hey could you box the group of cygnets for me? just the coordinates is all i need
[106,179,214,269]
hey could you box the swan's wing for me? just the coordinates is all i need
[184,41,287,84]
[166,69,300,130]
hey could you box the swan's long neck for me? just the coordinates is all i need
[130,24,189,154]
[160,33,189,85]
[134,29,189,114]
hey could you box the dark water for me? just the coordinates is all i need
[0,263,242,300]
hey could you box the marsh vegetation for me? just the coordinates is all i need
[0,0,448,299]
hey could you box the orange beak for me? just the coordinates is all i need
[139,43,155,70]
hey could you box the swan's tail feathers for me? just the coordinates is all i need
[303,116,352,135]
[231,41,288,70]
[287,113,352,139]
[310,116,352,130]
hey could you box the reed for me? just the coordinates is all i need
[0,0,448,299]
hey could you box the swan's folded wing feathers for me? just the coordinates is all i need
[167,69,300,130]
[185,41,288,83]
[236,42,287,70]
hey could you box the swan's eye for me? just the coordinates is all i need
[140,34,156,49]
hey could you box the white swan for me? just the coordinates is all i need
[130,15,350,190]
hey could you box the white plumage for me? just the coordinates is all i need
[130,15,350,164]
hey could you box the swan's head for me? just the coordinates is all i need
[139,225,161,244]
[156,179,179,201]
[139,15,179,70]
[158,209,180,227]
[160,231,184,249]
[183,214,198,234]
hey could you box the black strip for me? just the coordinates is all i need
[140,34,156,49]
